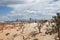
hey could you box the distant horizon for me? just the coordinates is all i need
[0,18,53,22]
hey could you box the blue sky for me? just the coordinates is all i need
[0,5,13,16]
[0,0,60,21]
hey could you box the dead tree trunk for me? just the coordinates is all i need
[37,23,42,33]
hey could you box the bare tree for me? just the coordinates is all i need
[37,23,42,33]
[53,13,60,40]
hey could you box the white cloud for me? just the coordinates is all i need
[0,0,60,21]
[0,0,35,5]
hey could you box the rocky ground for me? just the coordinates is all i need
[0,23,57,40]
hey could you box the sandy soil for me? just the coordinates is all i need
[0,23,57,40]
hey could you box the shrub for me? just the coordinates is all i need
[33,38,38,40]
[5,33,10,36]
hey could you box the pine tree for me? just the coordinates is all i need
[29,18,32,23]
[16,19,19,22]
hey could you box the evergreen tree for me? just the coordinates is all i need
[29,18,32,23]
[16,19,19,22]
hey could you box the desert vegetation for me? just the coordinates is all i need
[0,13,60,40]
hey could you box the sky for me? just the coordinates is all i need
[0,0,60,21]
